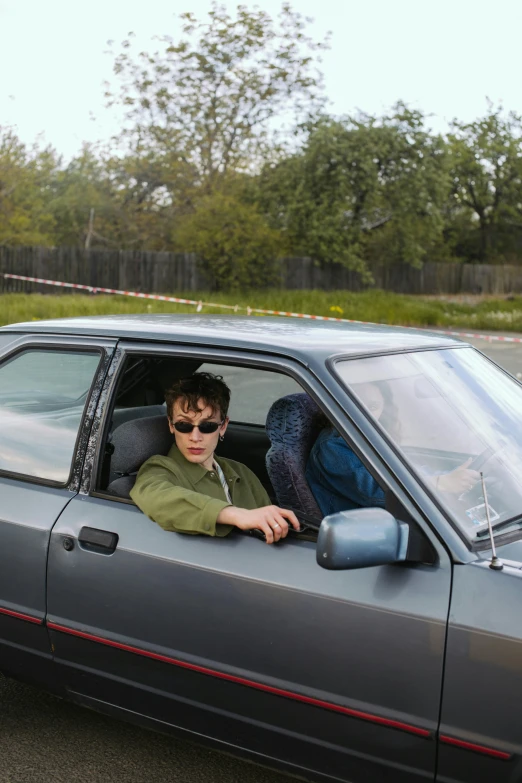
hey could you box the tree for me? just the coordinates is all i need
[48,145,119,248]
[105,2,328,190]
[174,190,284,289]
[0,127,57,246]
[104,149,199,250]
[258,104,451,277]
[47,144,197,251]
[447,105,522,262]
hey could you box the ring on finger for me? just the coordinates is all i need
[274,523,280,529]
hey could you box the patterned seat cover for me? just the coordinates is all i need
[265,393,323,518]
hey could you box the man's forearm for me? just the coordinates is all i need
[131,472,230,535]
[217,505,241,527]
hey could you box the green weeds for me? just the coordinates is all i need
[2,290,522,332]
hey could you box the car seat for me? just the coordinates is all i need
[107,415,174,498]
[265,393,323,519]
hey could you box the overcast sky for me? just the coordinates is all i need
[0,0,520,160]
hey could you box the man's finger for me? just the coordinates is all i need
[269,518,283,541]
[280,508,301,530]
[459,457,473,469]
[261,520,274,544]
[274,512,289,532]
[273,517,288,539]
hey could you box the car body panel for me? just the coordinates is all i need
[45,338,456,783]
[437,560,522,782]
[48,492,451,783]
[0,478,70,683]
[0,333,116,686]
[1,314,461,365]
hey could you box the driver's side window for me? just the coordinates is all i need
[95,351,393,543]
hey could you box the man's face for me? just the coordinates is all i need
[168,398,229,469]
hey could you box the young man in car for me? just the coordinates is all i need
[130,372,300,544]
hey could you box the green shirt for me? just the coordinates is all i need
[130,444,271,537]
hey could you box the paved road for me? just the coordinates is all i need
[0,674,289,783]
[1,333,520,783]
[466,332,522,378]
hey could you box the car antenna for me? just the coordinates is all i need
[481,471,503,571]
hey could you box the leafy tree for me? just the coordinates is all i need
[48,145,197,251]
[0,128,57,245]
[103,2,328,282]
[104,148,199,250]
[447,105,522,262]
[105,2,328,189]
[174,190,284,289]
[48,145,119,248]
[258,104,451,278]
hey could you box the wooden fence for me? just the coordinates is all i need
[2,245,522,295]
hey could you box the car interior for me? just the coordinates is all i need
[95,355,328,520]
[94,353,429,550]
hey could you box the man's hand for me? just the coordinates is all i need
[217,505,300,544]
[436,458,481,494]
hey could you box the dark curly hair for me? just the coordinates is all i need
[165,372,231,421]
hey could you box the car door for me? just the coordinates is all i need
[0,331,115,690]
[47,342,452,783]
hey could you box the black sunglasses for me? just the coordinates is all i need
[172,420,224,434]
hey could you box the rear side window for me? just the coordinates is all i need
[0,349,101,483]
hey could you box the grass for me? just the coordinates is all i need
[2,290,522,331]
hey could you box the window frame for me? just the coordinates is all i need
[90,346,319,500]
[0,335,114,490]
[83,341,451,562]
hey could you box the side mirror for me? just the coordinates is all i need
[316,508,409,570]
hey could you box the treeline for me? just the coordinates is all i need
[1,3,522,289]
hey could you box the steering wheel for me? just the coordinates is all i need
[468,446,503,472]
[456,447,505,507]
[467,447,493,472]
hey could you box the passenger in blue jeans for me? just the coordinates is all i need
[306,381,479,516]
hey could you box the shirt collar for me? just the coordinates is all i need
[167,444,240,485]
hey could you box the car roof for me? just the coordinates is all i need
[1,313,465,360]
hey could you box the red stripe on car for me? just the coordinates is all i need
[440,734,511,760]
[48,621,430,737]
[0,606,43,624]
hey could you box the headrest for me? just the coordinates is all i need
[265,393,323,518]
[266,393,321,447]
[110,414,173,475]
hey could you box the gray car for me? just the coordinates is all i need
[0,314,521,783]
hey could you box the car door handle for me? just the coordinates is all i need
[78,526,118,554]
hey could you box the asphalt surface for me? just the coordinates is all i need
[1,334,520,783]
[465,331,522,378]
[0,674,289,783]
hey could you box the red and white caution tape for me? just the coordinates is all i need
[4,272,522,344]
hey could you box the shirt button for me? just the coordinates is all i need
[210,472,215,478]
[204,523,211,531]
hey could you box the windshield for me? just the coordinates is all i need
[335,347,522,541]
